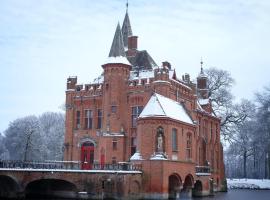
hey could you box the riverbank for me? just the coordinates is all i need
[227,179,270,189]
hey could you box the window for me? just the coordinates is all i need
[186,133,192,160]
[112,138,117,150]
[216,150,219,169]
[111,105,117,113]
[97,109,102,129]
[131,137,137,156]
[131,106,143,127]
[210,122,213,140]
[172,128,178,151]
[76,111,81,129]
[112,157,117,164]
[84,110,93,129]
[203,120,208,141]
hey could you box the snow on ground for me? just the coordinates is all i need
[227,179,270,189]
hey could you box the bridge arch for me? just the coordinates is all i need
[25,178,78,198]
[0,175,21,198]
[181,174,194,198]
[168,173,182,200]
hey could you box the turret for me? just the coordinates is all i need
[102,23,131,134]
[197,60,209,99]
[152,61,171,97]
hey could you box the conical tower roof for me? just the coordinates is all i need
[122,11,133,48]
[109,23,126,57]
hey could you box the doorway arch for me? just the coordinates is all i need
[81,141,95,170]
[192,180,203,197]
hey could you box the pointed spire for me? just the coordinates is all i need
[122,1,133,48]
[172,69,177,80]
[109,23,126,57]
[200,57,204,74]
[198,57,207,78]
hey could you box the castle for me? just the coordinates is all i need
[64,6,226,199]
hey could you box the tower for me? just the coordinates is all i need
[197,59,209,99]
[102,23,131,134]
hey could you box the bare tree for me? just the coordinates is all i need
[206,68,251,140]
[255,86,270,178]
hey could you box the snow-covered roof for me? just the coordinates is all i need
[130,152,143,161]
[198,98,209,105]
[93,74,104,84]
[138,93,194,125]
[0,168,142,174]
[104,56,131,66]
[129,69,154,80]
[150,153,168,160]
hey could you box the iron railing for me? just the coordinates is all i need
[195,166,211,174]
[0,160,142,171]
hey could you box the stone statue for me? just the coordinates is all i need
[157,133,163,152]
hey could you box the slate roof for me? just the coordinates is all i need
[127,50,157,70]
[109,23,126,57]
[122,12,133,48]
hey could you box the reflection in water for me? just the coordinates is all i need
[22,189,270,200]
[192,189,270,200]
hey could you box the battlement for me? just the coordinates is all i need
[67,76,77,90]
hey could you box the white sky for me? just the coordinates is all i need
[0,0,270,133]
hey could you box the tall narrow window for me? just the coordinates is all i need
[84,110,93,129]
[112,157,117,164]
[112,138,117,150]
[203,120,208,141]
[97,109,102,129]
[76,111,81,129]
[172,128,178,151]
[186,133,192,160]
[210,122,213,141]
[131,106,143,127]
[131,137,137,156]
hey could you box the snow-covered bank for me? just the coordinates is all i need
[227,179,270,189]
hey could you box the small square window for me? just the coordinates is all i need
[111,106,117,113]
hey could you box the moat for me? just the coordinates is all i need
[193,189,270,200]
[15,190,270,200]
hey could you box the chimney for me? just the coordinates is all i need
[162,61,171,70]
[128,36,138,50]
[184,73,190,83]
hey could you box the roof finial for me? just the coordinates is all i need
[126,0,129,12]
[200,57,204,73]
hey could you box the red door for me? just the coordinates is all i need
[81,142,94,170]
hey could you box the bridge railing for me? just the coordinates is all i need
[0,160,142,171]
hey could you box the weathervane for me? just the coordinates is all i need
[200,57,204,73]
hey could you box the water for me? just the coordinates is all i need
[22,190,270,200]
[192,189,270,200]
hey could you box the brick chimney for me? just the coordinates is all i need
[127,36,138,57]
[128,36,138,50]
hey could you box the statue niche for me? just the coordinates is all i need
[156,127,165,153]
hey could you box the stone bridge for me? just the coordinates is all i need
[0,161,142,200]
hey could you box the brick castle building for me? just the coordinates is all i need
[64,6,226,199]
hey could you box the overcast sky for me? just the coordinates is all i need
[1,0,270,133]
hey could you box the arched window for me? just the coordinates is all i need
[156,127,165,153]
